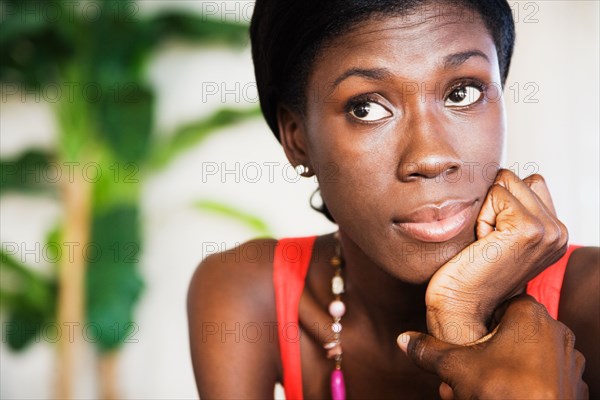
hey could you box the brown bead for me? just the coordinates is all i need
[326,344,343,359]
[330,256,342,267]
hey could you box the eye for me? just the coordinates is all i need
[445,86,484,107]
[348,101,392,122]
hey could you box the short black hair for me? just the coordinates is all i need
[250,0,515,140]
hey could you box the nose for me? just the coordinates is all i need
[397,111,461,182]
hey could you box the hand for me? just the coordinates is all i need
[398,295,589,399]
[426,169,569,343]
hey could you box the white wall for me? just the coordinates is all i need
[504,1,599,246]
[1,1,598,399]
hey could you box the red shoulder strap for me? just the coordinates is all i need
[526,245,581,319]
[273,236,317,400]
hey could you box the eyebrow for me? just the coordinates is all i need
[443,50,489,68]
[331,67,392,90]
[330,50,490,90]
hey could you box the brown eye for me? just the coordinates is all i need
[348,101,391,121]
[449,87,467,103]
[353,103,370,118]
[445,86,483,107]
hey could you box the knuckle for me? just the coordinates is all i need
[534,219,568,266]
[495,168,518,184]
[575,350,586,372]
[512,296,548,321]
[529,299,550,320]
[529,385,560,399]
[543,221,562,247]
[407,334,429,363]
[545,217,568,246]
[557,220,569,247]
[526,173,546,186]
[580,382,590,399]
[520,218,545,245]
[563,326,576,349]
[488,182,506,199]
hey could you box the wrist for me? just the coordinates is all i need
[425,299,491,344]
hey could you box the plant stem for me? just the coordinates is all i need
[99,351,120,400]
[56,167,92,399]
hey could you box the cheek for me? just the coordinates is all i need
[461,106,506,183]
[314,120,504,199]
[306,100,506,281]
[306,117,389,217]
[314,146,383,223]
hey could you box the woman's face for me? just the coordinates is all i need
[289,6,506,283]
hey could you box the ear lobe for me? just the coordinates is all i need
[277,105,310,168]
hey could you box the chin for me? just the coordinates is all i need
[385,235,475,284]
[391,256,450,285]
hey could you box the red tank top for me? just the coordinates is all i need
[273,236,580,400]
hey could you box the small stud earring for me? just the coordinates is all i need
[295,164,310,176]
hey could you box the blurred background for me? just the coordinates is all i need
[0,1,598,399]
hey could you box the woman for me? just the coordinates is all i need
[188,0,598,398]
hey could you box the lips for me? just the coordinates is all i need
[392,200,476,243]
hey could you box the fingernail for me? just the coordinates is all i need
[397,333,410,353]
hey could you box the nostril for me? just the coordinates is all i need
[440,165,460,183]
[398,160,461,181]
[446,165,459,174]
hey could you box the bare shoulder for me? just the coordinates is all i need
[188,238,278,307]
[187,238,281,399]
[559,246,599,397]
[560,246,600,317]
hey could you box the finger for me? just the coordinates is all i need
[397,332,460,376]
[578,381,589,399]
[475,177,569,268]
[439,382,454,400]
[499,171,567,259]
[477,171,567,264]
[522,174,557,217]
[530,191,569,260]
[475,183,541,240]
[430,186,543,342]
[494,294,550,338]
[494,169,550,215]
[574,350,586,372]
[464,324,500,346]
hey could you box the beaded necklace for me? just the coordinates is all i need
[325,231,346,400]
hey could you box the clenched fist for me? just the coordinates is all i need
[426,169,569,343]
[398,295,588,399]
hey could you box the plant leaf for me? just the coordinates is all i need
[86,205,144,352]
[150,107,261,169]
[0,151,57,194]
[144,13,249,47]
[194,200,272,237]
[90,147,143,213]
[0,248,56,314]
[97,85,154,163]
[0,1,74,88]
[3,307,47,351]
[0,248,56,351]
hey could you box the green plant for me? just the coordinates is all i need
[0,0,267,397]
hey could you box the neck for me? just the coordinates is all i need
[338,230,429,338]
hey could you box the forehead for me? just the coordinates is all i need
[310,5,498,89]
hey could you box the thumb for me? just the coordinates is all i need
[476,183,526,239]
[397,332,460,375]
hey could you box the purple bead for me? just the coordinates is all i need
[331,369,346,400]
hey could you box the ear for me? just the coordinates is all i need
[277,105,313,175]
